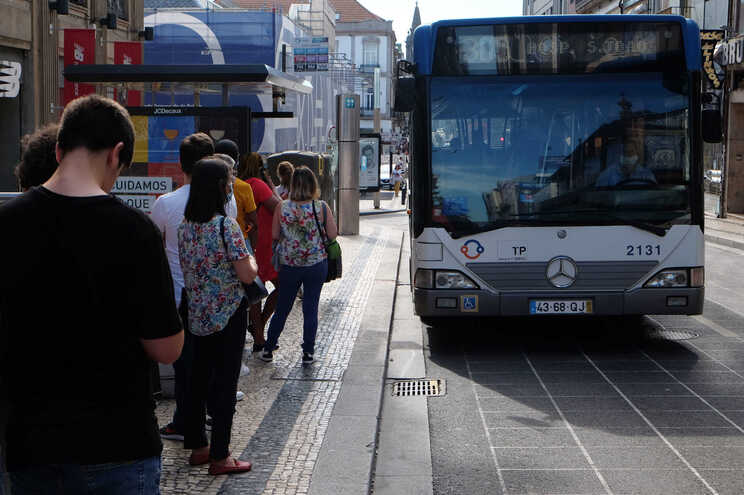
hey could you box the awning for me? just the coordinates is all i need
[63,64,313,94]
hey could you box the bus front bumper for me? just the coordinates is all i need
[413,287,704,317]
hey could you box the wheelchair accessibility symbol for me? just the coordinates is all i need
[461,240,484,260]
[461,295,479,312]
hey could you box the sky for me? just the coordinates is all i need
[357,0,523,46]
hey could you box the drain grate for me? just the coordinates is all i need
[647,329,700,341]
[392,379,445,397]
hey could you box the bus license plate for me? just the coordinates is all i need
[530,300,593,315]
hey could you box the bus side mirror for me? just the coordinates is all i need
[702,109,722,143]
[702,93,722,143]
[394,77,416,113]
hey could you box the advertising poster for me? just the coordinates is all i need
[63,29,96,105]
[294,37,329,72]
[114,41,143,105]
[359,134,381,192]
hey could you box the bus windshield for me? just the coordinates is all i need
[430,72,691,237]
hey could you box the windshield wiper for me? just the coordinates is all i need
[511,209,670,237]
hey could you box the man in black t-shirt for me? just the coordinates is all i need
[0,95,183,494]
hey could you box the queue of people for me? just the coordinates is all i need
[0,94,338,494]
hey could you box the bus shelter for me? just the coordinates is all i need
[63,64,313,213]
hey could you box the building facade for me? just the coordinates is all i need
[0,0,144,191]
[405,2,420,60]
[335,17,395,135]
[523,0,577,15]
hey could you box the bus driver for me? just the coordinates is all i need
[595,138,656,187]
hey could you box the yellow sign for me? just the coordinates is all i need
[701,30,724,90]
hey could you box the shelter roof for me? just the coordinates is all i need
[63,64,313,94]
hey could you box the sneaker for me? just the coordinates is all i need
[302,352,314,364]
[236,391,245,401]
[260,349,273,362]
[159,424,184,441]
[240,364,251,377]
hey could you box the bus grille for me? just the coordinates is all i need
[465,261,658,291]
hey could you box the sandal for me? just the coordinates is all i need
[208,458,252,475]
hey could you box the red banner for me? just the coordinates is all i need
[63,29,96,106]
[114,41,143,106]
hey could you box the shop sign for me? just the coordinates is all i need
[112,177,173,194]
[63,29,96,105]
[0,60,21,98]
[293,37,328,72]
[701,30,724,90]
[116,195,157,213]
[715,36,744,67]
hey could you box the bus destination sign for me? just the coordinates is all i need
[434,23,683,75]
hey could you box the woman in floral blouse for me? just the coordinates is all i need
[178,157,257,475]
[260,167,337,364]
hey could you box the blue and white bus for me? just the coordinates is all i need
[395,16,718,324]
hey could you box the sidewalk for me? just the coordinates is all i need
[705,192,744,250]
[156,218,404,494]
[360,190,408,216]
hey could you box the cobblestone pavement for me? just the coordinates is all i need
[156,223,394,494]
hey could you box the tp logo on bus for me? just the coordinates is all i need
[461,240,484,260]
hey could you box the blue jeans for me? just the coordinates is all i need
[266,260,328,355]
[7,456,161,495]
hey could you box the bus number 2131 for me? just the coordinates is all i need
[626,244,661,256]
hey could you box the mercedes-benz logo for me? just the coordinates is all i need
[546,256,577,288]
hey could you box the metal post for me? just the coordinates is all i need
[373,67,382,209]
[337,94,360,235]
[720,70,732,218]
[222,83,229,106]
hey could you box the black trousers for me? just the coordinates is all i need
[184,299,247,460]
[172,290,199,431]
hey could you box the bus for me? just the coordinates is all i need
[394,15,719,325]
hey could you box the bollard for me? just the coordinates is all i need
[336,94,360,235]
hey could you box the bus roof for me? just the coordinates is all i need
[412,15,701,75]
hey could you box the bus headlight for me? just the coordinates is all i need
[414,269,479,289]
[644,269,688,288]
[435,271,478,289]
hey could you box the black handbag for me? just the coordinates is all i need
[312,200,342,282]
[220,216,269,305]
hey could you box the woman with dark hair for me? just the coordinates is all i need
[178,157,257,475]
[260,167,337,364]
[276,161,294,200]
[237,152,281,352]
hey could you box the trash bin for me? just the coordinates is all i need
[266,151,336,216]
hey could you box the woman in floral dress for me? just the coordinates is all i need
[178,157,257,475]
[260,167,337,364]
